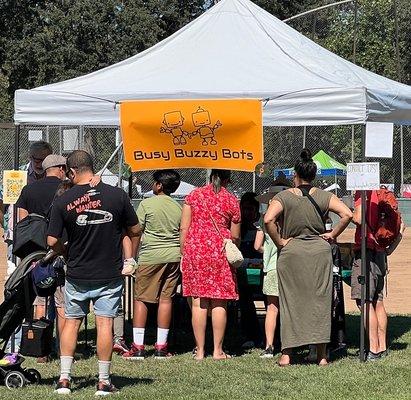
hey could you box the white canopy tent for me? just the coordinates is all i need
[14,0,411,127]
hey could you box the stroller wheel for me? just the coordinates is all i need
[25,368,41,384]
[5,371,26,389]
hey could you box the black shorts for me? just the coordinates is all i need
[351,249,386,302]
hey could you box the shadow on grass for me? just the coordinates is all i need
[345,314,410,350]
[39,375,154,389]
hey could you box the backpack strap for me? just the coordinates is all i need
[298,186,326,231]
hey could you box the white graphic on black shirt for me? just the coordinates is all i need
[76,209,113,226]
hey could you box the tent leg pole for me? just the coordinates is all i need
[359,124,367,362]
[99,141,123,176]
[400,125,404,196]
[303,126,306,148]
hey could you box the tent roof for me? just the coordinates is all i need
[14,0,411,126]
[274,150,347,177]
[312,150,346,170]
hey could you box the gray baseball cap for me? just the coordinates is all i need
[42,154,67,170]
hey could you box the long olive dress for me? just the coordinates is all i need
[274,189,333,350]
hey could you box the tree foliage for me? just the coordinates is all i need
[0,0,410,188]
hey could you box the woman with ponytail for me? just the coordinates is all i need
[180,169,241,360]
[264,149,352,366]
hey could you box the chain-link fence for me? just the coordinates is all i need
[1,124,410,199]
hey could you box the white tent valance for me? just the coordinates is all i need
[14,0,411,126]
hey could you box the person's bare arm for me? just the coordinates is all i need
[254,229,265,253]
[180,204,191,254]
[320,195,353,241]
[0,200,4,227]
[264,199,290,249]
[18,207,28,221]
[126,223,143,258]
[47,235,67,256]
[230,222,241,248]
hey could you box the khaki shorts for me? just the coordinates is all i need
[134,263,181,303]
[262,269,279,297]
[33,285,65,308]
[351,250,386,302]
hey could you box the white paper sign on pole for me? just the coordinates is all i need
[63,128,79,151]
[347,162,380,191]
[365,122,393,158]
[28,130,43,142]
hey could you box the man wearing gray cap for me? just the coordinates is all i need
[15,154,68,361]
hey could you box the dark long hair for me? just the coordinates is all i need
[294,149,317,182]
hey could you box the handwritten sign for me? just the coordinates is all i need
[346,162,380,191]
[2,170,28,204]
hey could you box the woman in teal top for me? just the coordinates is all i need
[254,224,279,358]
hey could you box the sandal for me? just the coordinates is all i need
[213,352,232,360]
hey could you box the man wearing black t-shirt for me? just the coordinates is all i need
[47,150,140,396]
[16,154,68,361]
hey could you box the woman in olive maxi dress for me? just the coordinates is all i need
[264,150,352,366]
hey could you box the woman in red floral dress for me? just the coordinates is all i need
[180,170,241,360]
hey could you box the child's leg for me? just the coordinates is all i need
[265,296,279,348]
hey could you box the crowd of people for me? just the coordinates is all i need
[1,141,404,395]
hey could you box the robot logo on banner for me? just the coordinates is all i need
[120,99,263,172]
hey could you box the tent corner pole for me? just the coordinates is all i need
[400,125,404,196]
[359,124,368,362]
[14,124,20,170]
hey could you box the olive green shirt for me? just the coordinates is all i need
[136,195,182,265]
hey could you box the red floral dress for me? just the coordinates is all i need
[181,184,241,300]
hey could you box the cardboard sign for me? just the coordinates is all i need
[346,162,380,191]
[365,122,394,158]
[120,99,263,171]
[2,170,28,204]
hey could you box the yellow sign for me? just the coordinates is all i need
[2,170,28,204]
[120,99,263,172]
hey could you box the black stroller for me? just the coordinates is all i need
[0,250,49,388]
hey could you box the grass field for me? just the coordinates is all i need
[0,313,409,399]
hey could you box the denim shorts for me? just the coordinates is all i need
[65,278,123,319]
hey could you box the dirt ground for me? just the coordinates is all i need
[339,229,411,314]
[0,229,410,314]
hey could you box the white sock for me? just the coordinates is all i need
[98,360,111,383]
[157,328,169,345]
[133,327,145,346]
[60,356,74,381]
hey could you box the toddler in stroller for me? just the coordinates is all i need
[0,249,62,388]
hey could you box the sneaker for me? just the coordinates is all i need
[112,339,130,355]
[95,380,118,396]
[366,351,381,362]
[260,346,274,358]
[55,379,71,395]
[122,343,146,360]
[154,343,172,359]
[379,349,389,358]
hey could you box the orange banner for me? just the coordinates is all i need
[120,99,263,172]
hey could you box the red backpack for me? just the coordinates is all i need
[371,187,402,248]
